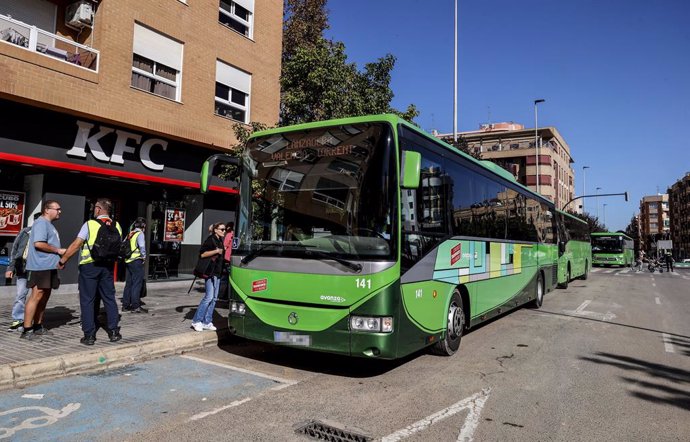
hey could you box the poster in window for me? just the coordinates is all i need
[0,191,25,237]
[164,208,185,242]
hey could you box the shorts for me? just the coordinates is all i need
[28,269,61,290]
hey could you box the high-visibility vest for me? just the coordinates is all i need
[125,231,143,263]
[79,218,122,265]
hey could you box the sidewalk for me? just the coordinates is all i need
[0,279,229,390]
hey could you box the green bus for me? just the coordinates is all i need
[591,232,634,267]
[201,115,559,359]
[555,210,592,288]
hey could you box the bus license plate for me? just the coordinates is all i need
[274,331,311,347]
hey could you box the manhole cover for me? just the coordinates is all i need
[295,420,372,442]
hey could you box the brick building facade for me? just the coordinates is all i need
[0,0,283,283]
[668,173,690,259]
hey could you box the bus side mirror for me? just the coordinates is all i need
[558,241,566,255]
[200,154,239,194]
[401,151,421,189]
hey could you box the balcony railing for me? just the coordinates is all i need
[0,13,99,72]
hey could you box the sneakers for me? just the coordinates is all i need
[203,323,217,331]
[130,307,149,314]
[80,335,96,346]
[19,330,40,341]
[107,327,122,342]
[8,321,23,332]
[191,322,204,332]
[32,325,53,336]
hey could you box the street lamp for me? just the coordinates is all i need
[603,203,608,228]
[582,166,589,212]
[534,99,545,193]
[596,187,602,220]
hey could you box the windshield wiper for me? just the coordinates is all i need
[240,243,282,266]
[304,249,362,273]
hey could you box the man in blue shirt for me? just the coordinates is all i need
[123,217,147,313]
[21,201,66,340]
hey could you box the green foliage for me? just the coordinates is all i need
[623,215,640,239]
[567,210,607,234]
[280,1,418,126]
[446,135,482,160]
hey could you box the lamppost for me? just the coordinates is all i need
[582,166,589,213]
[596,187,602,220]
[534,99,545,193]
[453,0,458,142]
[603,203,608,228]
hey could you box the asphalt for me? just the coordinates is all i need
[0,278,229,391]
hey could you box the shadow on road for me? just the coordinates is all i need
[579,352,690,411]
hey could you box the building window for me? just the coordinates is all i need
[131,24,183,101]
[219,0,254,38]
[215,60,251,123]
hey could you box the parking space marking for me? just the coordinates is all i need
[181,355,298,387]
[655,297,661,305]
[662,333,674,353]
[382,389,491,442]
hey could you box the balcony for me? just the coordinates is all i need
[0,13,99,72]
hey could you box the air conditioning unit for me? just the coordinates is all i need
[65,1,94,30]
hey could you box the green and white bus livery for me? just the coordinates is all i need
[555,210,592,288]
[201,115,559,359]
[591,232,634,267]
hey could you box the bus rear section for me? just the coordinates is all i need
[591,232,634,267]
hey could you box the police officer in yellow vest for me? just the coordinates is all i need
[123,217,147,313]
[59,198,122,346]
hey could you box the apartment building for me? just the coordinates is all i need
[437,122,576,210]
[668,173,690,259]
[0,0,282,283]
[638,194,670,255]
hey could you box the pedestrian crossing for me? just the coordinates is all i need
[590,267,690,279]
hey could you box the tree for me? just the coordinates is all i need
[567,210,606,234]
[280,0,418,126]
[623,214,639,240]
[446,135,482,160]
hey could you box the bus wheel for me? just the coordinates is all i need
[432,290,464,356]
[579,261,589,280]
[530,272,544,309]
[558,266,570,289]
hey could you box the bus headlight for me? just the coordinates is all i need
[231,302,246,315]
[350,316,393,333]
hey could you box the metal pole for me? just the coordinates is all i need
[582,166,589,213]
[596,187,602,220]
[603,203,608,228]
[453,0,458,142]
[534,99,544,194]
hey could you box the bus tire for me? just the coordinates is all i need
[530,272,544,309]
[558,265,570,289]
[579,261,589,280]
[431,290,464,356]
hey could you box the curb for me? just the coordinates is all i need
[0,329,230,391]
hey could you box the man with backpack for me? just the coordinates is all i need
[4,213,40,332]
[59,198,123,346]
[122,217,147,313]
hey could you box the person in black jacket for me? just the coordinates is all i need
[191,222,225,331]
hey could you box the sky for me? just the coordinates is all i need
[324,0,690,232]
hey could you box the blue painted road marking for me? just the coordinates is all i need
[0,356,283,441]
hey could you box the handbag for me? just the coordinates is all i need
[193,255,217,279]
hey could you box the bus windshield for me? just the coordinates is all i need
[591,236,623,253]
[235,122,397,262]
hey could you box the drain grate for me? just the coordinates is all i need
[295,420,372,442]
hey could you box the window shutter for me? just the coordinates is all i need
[216,60,251,93]
[133,23,183,71]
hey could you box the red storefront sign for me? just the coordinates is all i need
[0,190,25,236]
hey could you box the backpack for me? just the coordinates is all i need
[119,231,139,260]
[89,219,123,262]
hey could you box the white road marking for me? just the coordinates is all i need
[181,354,298,387]
[604,270,614,274]
[652,283,656,287]
[189,397,252,421]
[662,333,674,353]
[566,300,616,322]
[0,403,80,438]
[21,394,44,400]
[575,300,591,314]
[382,389,491,442]
[655,297,661,304]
